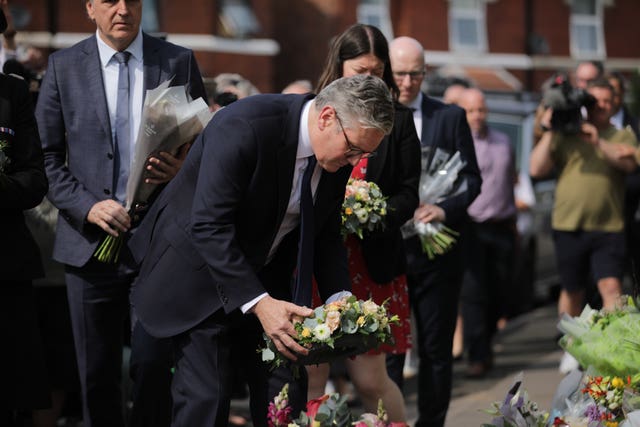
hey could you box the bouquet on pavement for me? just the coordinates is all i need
[557,295,640,377]
[259,295,399,371]
[481,373,550,427]
[94,80,214,263]
[400,147,466,259]
[549,368,640,427]
[341,178,387,239]
[268,383,407,427]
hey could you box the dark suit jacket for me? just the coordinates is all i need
[419,94,481,227]
[360,103,421,283]
[0,74,48,280]
[403,94,481,277]
[36,33,206,268]
[129,94,352,338]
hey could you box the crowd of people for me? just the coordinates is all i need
[3,1,640,427]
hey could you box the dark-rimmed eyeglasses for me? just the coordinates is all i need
[393,70,426,81]
[335,114,377,159]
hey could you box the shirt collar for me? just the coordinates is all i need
[407,92,423,112]
[96,29,143,67]
[297,100,314,160]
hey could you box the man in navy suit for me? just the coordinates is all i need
[35,1,206,426]
[389,37,482,427]
[128,74,395,427]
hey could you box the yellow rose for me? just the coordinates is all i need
[301,327,311,338]
[345,207,353,215]
[357,316,365,326]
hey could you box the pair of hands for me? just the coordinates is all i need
[87,144,191,237]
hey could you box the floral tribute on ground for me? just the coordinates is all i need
[267,383,407,427]
[482,296,640,427]
[341,178,387,239]
[259,296,399,370]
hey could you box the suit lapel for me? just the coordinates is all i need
[84,37,112,145]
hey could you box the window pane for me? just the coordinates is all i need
[219,0,261,39]
[574,24,597,51]
[572,0,596,15]
[456,18,479,46]
[453,0,480,10]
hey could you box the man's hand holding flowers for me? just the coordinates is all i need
[144,142,192,185]
[414,203,446,224]
[253,295,314,362]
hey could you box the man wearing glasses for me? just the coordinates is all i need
[389,36,482,427]
[127,75,394,427]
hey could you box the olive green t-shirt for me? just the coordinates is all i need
[550,126,637,232]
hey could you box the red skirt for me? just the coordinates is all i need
[312,235,412,355]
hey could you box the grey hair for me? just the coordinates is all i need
[315,74,394,136]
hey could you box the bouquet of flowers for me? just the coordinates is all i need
[400,147,466,259]
[482,373,550,427]
[557,296,640,377]
[268,383,407,427]
[341,178,387,239]
[259,296,399,371]
[94,80,214,263]
[550,371,640,427]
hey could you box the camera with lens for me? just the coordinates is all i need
[542,73,596,134]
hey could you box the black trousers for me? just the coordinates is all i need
[66,256,172,427]
[404,235,464,427]
[170,310,309,427]
[460,220,516,364]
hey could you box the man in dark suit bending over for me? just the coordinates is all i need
[128,74,395,427]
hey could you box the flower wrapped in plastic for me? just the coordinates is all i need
[94,80,214,263]
[400,147,466,259]
[481,372,550,427]
[557,296,640,377]
[259,296,399,370]
[341,178,388,239]
[267,384,408,427]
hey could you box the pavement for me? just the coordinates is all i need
[230,301,567,427]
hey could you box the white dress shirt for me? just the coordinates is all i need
[95,30,144,170]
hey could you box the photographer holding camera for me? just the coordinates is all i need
[530,76,638,373]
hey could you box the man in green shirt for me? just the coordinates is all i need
[530,77,637,330]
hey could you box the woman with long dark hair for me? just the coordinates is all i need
[307,24,421,422]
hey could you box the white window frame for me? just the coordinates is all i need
[357,0,393,41]
[569,0,606,58]
[448,0,488,53]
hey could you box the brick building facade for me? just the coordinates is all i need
[10,0,640,95]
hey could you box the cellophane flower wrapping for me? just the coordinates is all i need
[341,178,388,239]
[557,296,640,377]
[259,296,399,371]
[481,372,550,427]
[400,147,466,259]
[93,80,214,263]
